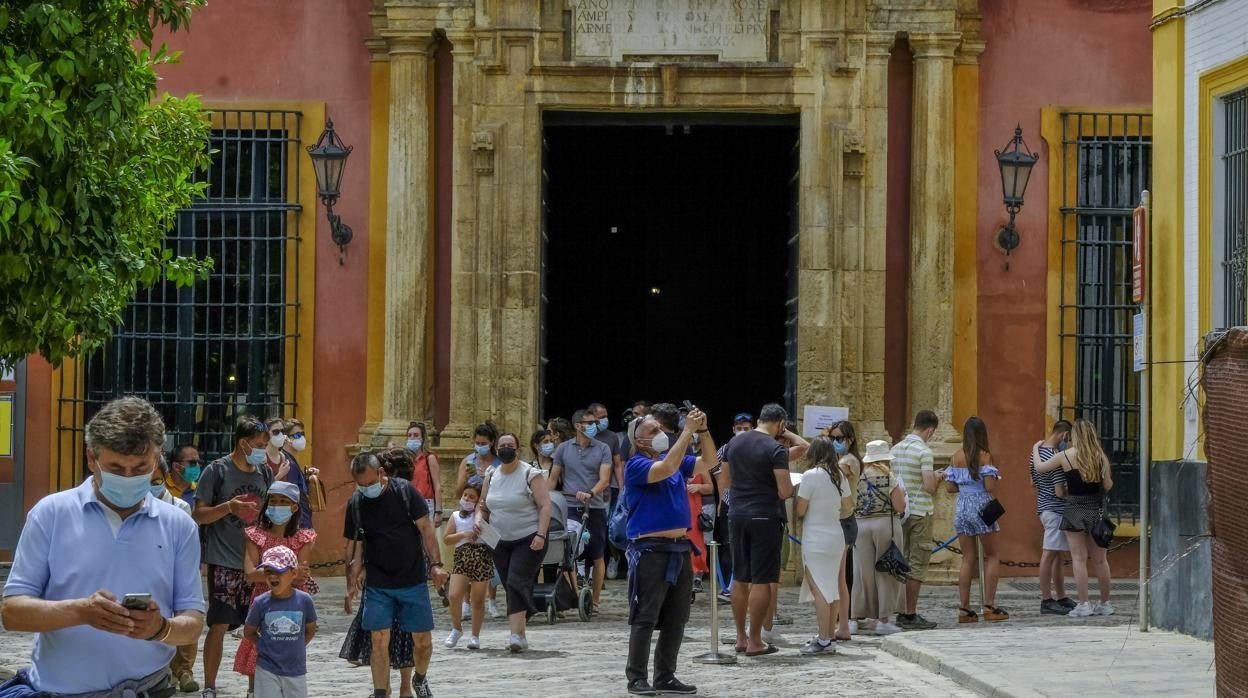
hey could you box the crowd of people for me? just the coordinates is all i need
[0,395,1121,697]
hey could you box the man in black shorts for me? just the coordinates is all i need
[552,408,613,611]
[721,403,807,655]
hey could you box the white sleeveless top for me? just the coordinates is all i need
[450,510,475,548]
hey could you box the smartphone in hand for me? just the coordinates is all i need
[122,593,152,611]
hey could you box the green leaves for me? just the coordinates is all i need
[0,0,211,367]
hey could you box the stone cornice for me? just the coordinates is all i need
[908,32,962,60]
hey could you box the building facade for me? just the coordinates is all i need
[1,0,1157,574]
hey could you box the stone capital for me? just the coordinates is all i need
[908,32,962,61]
[366,37,390,63]
[386,34,439,58]
[955,38,986,65]
[865,32,896,62]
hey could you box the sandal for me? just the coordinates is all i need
[983,604,1010,622]
[958,607,979,624]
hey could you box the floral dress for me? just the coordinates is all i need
[946,464,1002,537]
[233,526,317,675]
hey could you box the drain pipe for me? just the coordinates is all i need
[1138,190,1152,633]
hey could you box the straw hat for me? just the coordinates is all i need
[861,439,894,463]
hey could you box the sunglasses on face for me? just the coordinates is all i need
[831,436,846,442]
[289,432,306,439]
[177,460,202,467]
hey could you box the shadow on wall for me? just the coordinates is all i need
[1147,459,1212,640]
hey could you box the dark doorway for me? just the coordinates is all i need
[541,112,798,439]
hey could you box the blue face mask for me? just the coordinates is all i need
[833,439,848,455]
[98,470,153,508]
[245,447,267,467]
[182,465,202,484]
[584,423,599,438]
[474,444,491,456]
[150,484,167,499]
[598,417,609,431]
[1058,440,1069,451]
[540,442,555,457]
[407,438,423,452]
[267,506,294,524]
[358,482,384,499]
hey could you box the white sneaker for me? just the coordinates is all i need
[848,620,859,635]
[607,557,619,579]
[1068,602,1095,618]
[1094,601,1116,616]
[508,633,528,652]
[461,601,472,618]
[487,599,501,618]
[874,622,902,636]
[760,628,787,644]
[230,627,244,639]
[444,628,462,648]
[467,635,480,650]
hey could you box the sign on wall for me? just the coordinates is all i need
[571,0,771,62]
[0,394,12,457]
[1132,202,1148,303]
[801,404,849,438]
[1133,312,1146,373]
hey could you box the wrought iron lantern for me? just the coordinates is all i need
[306,119,354,264]
[994,125,1040,268]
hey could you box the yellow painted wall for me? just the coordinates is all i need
[953,61,979,426]
[365,60,391,426]
[1150,2,1186,461]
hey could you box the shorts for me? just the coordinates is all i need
[568,505,608,561]
[728,516,783,585]
[901,514,934,583]
[255,666,306,698]
[361,584,434,633]
[1041,510,1071,551]
[840,516,858,547]
[207,564,252,628]
[452,542,495,582]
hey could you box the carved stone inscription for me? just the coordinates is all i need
[571,0,770,62]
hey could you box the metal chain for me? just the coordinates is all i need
[933,537,1139,568]
[309,559,347,570]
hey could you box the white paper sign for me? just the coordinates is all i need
[801,405,849,438]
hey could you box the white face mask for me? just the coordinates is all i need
[649,431,670,453]
[289,435,307,452]
[270,433,287,449]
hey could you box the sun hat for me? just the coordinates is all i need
[861,439,894,463]
[259,545,298,573]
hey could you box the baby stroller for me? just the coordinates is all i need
[530,498,593,624]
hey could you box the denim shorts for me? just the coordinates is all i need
[361,584,434,633]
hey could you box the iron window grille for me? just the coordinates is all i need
[1057,111,1151,524]
[56,110,303,478]
[1222,88,1248,329]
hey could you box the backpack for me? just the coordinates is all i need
[205,456,275,506]
[608,490,632,549]
[348,477,431,569]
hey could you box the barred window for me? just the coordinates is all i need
[56,111,303,477]
[1057,112,1152,523]
[1220,88,1248,329]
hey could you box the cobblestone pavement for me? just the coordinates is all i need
[0,576,979,697]
[1,575,1165,697]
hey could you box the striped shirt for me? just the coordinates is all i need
[1029,446,1068,514]
[890,434,934,516]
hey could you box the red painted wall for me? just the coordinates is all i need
[976,0,1152,574]
[157,0,375,563]
[886,40,914,442]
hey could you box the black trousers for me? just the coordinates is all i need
[493,534,545,616]
[626,550,693,683]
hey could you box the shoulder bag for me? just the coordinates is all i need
[866,476,911,582]
[1090,497,1117,548]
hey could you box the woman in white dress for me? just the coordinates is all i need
[795,436,853,655]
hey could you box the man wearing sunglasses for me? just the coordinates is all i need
[165,444,203,510]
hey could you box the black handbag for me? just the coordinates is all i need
[1091,501,1116,548]
[697,511,715,531]
[979,498,1006,527]
[866,477,911,582]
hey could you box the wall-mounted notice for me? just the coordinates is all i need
[801,405,849,438]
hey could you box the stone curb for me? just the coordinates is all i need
[881,635,1046,698]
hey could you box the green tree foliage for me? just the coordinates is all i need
[0,0,212,368]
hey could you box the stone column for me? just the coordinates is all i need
[908,33,961,442]
[373,36,435,445]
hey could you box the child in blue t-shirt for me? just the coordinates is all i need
[244,545,318,698]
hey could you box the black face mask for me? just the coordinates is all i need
[498,447,518,463]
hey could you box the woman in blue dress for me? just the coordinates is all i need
[944,416,1009,624]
